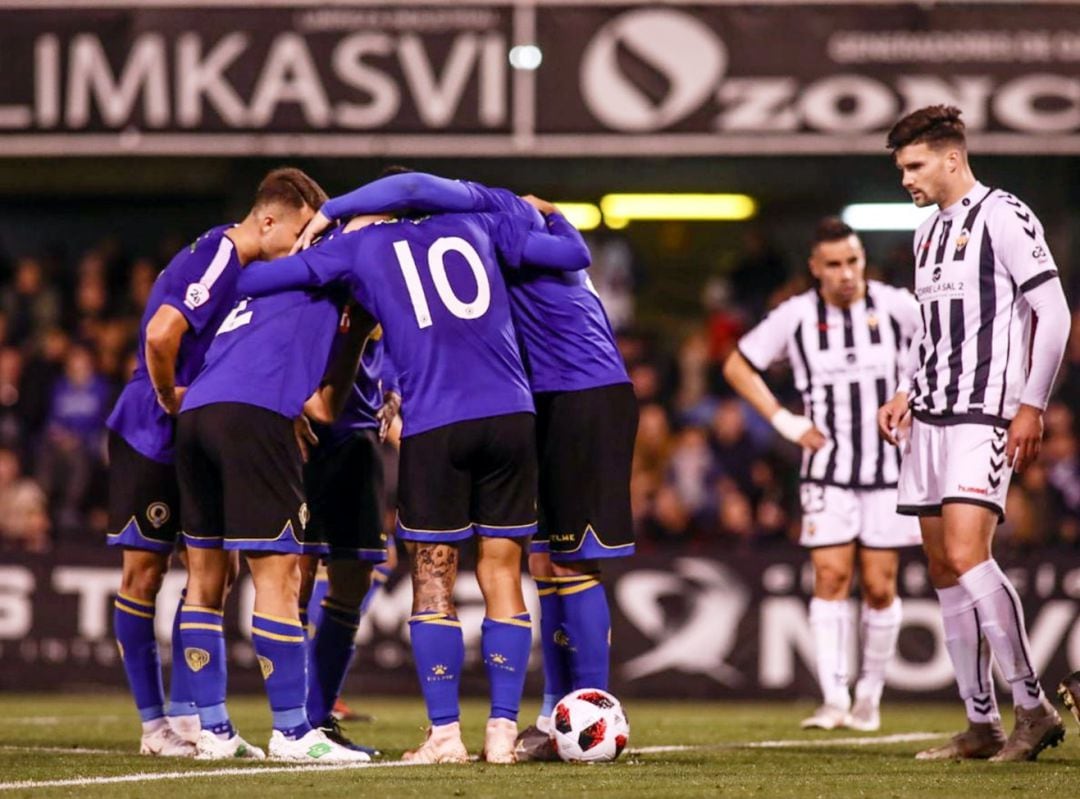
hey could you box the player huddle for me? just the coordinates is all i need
[106,169,635,763]
[106,104,1078,767]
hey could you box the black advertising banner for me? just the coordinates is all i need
[0,1,1078,156]
[3,546,1079,700]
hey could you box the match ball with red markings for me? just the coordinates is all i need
[552,688,630,763]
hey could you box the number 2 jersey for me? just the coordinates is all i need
[106,225,241,463]
[180,287,344,420]
[738,281,921,489]
[239,212,536,438]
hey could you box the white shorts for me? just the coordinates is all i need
[798,484,922,549]
[896,418,1012,520]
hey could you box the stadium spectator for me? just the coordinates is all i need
[0,446,50,554]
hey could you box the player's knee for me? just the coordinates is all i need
[327,561,373,607]
[941,540,983,577]
[862,583,896,609]
[812,565,851,599]
[551,558,600,578]
[120,560,166,599]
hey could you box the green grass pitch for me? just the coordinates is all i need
[0,694,1076,798]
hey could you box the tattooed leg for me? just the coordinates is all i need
[407,543,459,615]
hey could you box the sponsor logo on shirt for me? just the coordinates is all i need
[184,282,210,309]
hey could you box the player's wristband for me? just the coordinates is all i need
[770,408,813,444]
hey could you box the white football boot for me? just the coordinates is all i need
[800,704,850,730]
[194,729,266,760]
[168,714,202,745]
[139,723,196,756]
[268,728,371,763]
[845,698,881,732]
[481,717,518,764]
[402,722,469,764]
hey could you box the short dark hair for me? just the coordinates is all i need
[886,105,966,152]
[378,164,414,179]
[812,216,856,248]
[253,167,327,212]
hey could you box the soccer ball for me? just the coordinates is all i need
[551,688,630,762]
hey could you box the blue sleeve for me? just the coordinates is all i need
[162,248,238,335]
[513,213,591,272]
[237,234,356,298]
[380,346,400,395]
[322,173,481,219]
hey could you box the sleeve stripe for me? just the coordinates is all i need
[1019,269,1059,293]
[197,236,235,292]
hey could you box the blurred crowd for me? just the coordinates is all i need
[1,231,1078,555]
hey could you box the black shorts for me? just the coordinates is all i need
[304,429,388,562]
[176,403,311,554]
[532,383,638,562]
[396,412,537,543]
[106,431,181,554]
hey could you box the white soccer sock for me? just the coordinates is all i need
[854,599,903,706]
[808,597,853,711]
[956,559,1043,709]
[937,584,1000,724]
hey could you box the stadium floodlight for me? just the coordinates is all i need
[841,203,936,231]
[599,193,757,223]
[508,45,543,70]
[554,203,602,231]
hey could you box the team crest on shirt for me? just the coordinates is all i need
[955,229,970,250]
[184,282,210,309]
[185,647,211,672]
[932,267,942,282]
[257,655,274,680]
[146,502,170,529]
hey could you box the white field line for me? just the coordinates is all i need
[8,716,121,726]
[0,732,947,791]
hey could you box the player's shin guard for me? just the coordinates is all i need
[482,613,532,722]
[855,599,902,707]
[957,559,1043,709]
[536,578,572,721]
[251,612,311,739]
[115,593,165,722]
[166,591,198,718]
[306,598,360,725]
[409,612,464,726]
[558,575,610,690]
[178,605,233,736]
[808,597,853,710]
[361,563,392,617]
[936,584,999,723]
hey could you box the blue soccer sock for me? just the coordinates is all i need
[482,613,532,722]
[536,578,572,718]
[360,563,392,617]
[114,592,165,722]
[306,574,328,632]
[306,598,360,725]
[558,574,611,690]
[178,605,233,737]
[251,611,311,739]
[166,591,197,718]
[409,612,464,726]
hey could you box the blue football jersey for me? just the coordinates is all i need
[242,212,535,438]
[180,288,342,420]
[106,225,241,463]
[463,182,630,393]
[323,174,628,393]
[317,328,398,447]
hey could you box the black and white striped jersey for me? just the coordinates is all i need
[905,182,1060,427]
[738,281,920,489]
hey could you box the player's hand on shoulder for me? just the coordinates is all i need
[1007,404,1044,473]
[520,194,558,217]
[877,392,909,446]
[292,209,333,254]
